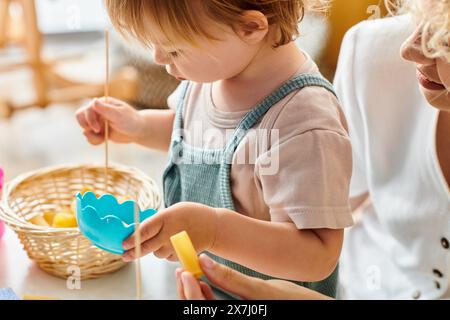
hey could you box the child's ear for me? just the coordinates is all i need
[235,10,269,45]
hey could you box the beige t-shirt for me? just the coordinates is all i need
[168,54,353,230]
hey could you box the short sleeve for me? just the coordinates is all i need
[167,83,185,112]
[255,130,354,230]
[334,26,368,198]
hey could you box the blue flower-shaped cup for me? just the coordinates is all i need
[76,192,157,255]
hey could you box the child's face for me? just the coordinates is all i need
[401,25,450,111]
[147,15,266,83]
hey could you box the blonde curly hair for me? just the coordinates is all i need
[388,0,450,61]
[105,0,331,48]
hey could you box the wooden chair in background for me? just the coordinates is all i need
[0,0,138,118]
[321,0,389,79]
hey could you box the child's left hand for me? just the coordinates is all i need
[122,202,218,262]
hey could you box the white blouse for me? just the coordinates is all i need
[335,14,450,299]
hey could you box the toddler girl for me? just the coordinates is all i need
[76,0,353,298]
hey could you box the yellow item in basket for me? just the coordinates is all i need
[81,186,95,195]
[69,186,98,215]
[30,215,50,227]
[70,200,77,215]
[117,195,133,204]
[170,231,203,279]
[52,212,78,228]
[43,211,57,225]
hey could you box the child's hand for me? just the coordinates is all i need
[122,202,219,262]
[76,97,144,145]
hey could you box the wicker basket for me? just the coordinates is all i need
[0,163,161,280]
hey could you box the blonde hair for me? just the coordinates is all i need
[105,0,331,48]
[387,0,450,61]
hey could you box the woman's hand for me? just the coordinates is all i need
[176,254,334,300]
[122,202,219,262]
[76,97,144,145]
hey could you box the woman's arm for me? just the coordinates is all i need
[177,254,334,300]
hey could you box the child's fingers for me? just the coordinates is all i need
[83,130,105,145]
[93,98,124,124]
[98,96,124,106]
[181,271,205,300]
[175,268,187,300]
[122,215,163,250]
[76,109,90,131]
[122,244,147,261]
[122,250,137,261]
[141,236,164,257]
[199,282,215,300]
[85,107,102,133]
[122,237,163,261]
[154,245,173,260]
[122,251,133,262]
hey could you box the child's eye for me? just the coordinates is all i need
[169,51,179,58]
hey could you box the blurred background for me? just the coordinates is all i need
[0,0,390,181]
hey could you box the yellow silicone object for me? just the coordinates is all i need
[170,231,203,279]
[30,215,50,227]
[52,212,78,228]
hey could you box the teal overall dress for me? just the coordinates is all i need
[163,74,339,298]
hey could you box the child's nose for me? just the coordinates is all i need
[153,47,171,66]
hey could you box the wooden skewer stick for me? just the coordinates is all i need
[104,29,110,192]
[134,201,143,300]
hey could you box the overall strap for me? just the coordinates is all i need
[219,73,336,209]
[224,74,336,157]
[171,81,191,143]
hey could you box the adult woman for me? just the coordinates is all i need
[176,0,450,299]
[337,0,450,299]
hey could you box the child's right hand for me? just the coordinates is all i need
[76,97,144,145]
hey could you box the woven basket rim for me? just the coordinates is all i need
[0,162,161,235]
